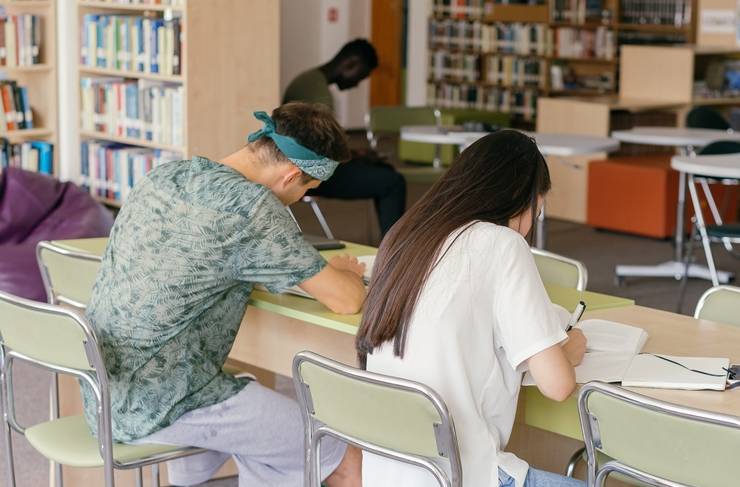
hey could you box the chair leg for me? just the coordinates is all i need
[50,373,64,487]
[135,467,143,487]
[565,447,585,477]
[677,221,697,313]
[308,200,335,240]
[688,176,719,286]
[1,352,17,487]
[151,464,160,487]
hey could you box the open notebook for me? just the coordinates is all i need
[523,319,649,385]
[277,255,376,299]
[622,354,729,391]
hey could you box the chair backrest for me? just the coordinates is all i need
[36,241,103,308]
[532,248,588,291]
[366,106,440,135]
[579,382,740,487]
[694,285,740,327]
[293,351,462,486]
[686,106,731,131]
[0,291,98,372]
[698,140,740,156]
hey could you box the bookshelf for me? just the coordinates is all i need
[0,0,57,174]
[74,0,280,208]
[427,0,698,123]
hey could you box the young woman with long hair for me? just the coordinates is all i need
[356,130,586,487]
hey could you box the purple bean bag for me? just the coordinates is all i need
[0,168,113,302]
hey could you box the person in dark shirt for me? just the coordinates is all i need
[283,39,406,237]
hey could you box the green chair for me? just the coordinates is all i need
[578,381,740,486]
[694,285,740,327]
[292,351,462,487]
[0,291,203,487]
[532,248,588,291]
[37,240,103,309]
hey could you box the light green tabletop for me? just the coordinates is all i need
[53,238,634,336]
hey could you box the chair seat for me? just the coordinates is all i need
[707,223,740,239]
[25,415,189,468]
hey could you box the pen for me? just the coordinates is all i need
[565,301,586,332]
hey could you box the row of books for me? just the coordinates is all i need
[551,0,611,24]
[80,141,180,202]
[432,0,486,19]
[429,51,480,82]
[0,80,33,133]
[81,77,184,147]
[620,0,691,26]
[430,19,553,56]
[0,139,53,175]
[484,56,547,88]
[555,26,615,59]
[427,82,538,120]
[91,0,185,7]
[0,14,42,67]
[550,64,615,91]
[81,14,182,76]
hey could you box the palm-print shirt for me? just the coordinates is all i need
[83,156,326,442]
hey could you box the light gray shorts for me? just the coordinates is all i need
[135,381,346,486]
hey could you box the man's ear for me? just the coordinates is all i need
[281,165,303,187]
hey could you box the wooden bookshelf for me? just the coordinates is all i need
[74,0,280,210]
[0,0,58,175]
[427,0,700,121]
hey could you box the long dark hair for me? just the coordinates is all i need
[356,130,551,368]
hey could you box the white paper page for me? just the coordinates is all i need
[522,352,635,386]
[578,319,648,354]
[279,254,376,299]
[622,354,729,391]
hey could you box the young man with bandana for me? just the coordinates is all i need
[83,103,364,486]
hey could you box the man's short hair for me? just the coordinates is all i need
[253,102,350,180]
[334,39,378,70]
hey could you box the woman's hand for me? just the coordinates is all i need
[562,329,587,366]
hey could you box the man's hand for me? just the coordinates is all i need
[562,329,587,366]
[329,254,366,278]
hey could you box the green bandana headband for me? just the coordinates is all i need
[247,111,339,181]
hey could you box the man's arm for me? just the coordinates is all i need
[299,255,366,314]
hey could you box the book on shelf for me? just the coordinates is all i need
[427,81,537,120]
[429,19,554,57]
[484,55,547,88]
[432,0,486,19]
[0,80,34,133]
[80,76,184,147]
[0,138,52,175]
[0,13,42,67]
[429,50,480,81]
[551,0,611,24]
[555,26,615,60]
[80,140,180,203]
[81,13,182,76]
[84,0,185,7]
[620,0,691,27]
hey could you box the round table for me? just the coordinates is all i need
[400,126,619,156]
[612,126,740,284]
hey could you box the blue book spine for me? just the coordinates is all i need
[114,150,121,201]
[136,17,145,72]
[19,87,32,129]
[151,20,163,74]
[30,141,53,175]
[95,17,108,68]
[80,141,88,191]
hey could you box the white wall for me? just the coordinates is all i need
[57,1,79,182]
[280,0,370,128]
[406,0,432,106]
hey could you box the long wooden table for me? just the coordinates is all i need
[55,238,740,485]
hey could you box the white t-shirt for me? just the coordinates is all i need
[363,222,568,487]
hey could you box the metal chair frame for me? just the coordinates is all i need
[0,292,202,487]
[36,241,104,486]
[292,351,462,487]
[531,248,589,291]
[578,381,740,487]
[694,285,740,320]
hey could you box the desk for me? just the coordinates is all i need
[612,127,740,284]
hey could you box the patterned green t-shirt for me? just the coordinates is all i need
[83,156,326,442]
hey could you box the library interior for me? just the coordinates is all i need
[1,1,740,486]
